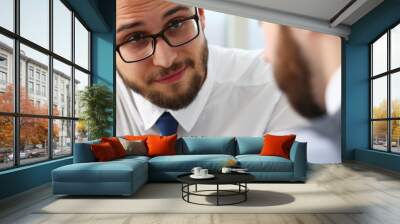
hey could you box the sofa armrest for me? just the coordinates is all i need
[289,141,307,181]
[73,140,100,163]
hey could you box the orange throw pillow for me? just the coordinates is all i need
[101,137,126,158]
[146,134,177,157]
[259,134,296,159]
[91,142,117,161]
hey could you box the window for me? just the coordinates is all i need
[28,81,34,94]
[28,67,34,80]
[0,54,8,88]
[371,23,400,154]
[0,54,7,67]
[74,17,89,70]
[0,71,6,85]
[36,83,40,95]
[0,0,91,170]
[42,85,46,97]
[0,0,14,32]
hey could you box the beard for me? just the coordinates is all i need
[119,40,209,110]
[273,26,326,118]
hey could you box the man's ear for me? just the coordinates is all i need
[198,8,206,31]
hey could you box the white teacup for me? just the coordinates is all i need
[221,167,232,174]
[191,167,202,176]
[200,169,208,176]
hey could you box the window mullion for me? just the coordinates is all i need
[49,0,54,160]
[71,11,76,155]
[388,30,391,153]
[14,0,20,167]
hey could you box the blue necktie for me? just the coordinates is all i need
[155,112,178,136]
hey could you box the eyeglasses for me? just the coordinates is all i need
[117,8,200,63]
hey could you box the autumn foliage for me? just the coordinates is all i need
[372,99,400,142]
[0,84,59,150]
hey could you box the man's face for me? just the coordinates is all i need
[116,0,208,110]
[262,23,326,118]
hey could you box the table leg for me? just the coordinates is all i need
[245,183,247,201]
[195,184,197,192]
[217,184,219,206]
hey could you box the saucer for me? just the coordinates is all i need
[190,174,215,179]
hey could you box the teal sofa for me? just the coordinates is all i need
[52,136,307,196]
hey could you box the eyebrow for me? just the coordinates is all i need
[117,21,144,33]
[116,6,191,34]
[163,6,191,19]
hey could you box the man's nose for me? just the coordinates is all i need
[152,38,177,68]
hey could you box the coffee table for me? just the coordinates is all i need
[177,172,255,206]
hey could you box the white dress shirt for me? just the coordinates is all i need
[116,45,309,137]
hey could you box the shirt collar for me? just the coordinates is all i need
[132,47,216,132]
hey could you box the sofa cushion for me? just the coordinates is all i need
[236,155,293,172]
[147,134,177,157]
[148,154,235,172]
[101,137,127,158]
[178,137,235,155]
[118,138,147,156]
[91,142,118,161]
[235,137,263,155]
[260,134,296,159]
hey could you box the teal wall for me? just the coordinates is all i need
[0,158,72,199]
[0,0,115,200]
[344,0,400,171]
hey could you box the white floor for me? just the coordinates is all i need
[1,162,400,224]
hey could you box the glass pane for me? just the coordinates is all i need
[53,59,72,117]
[75,120,88,143]
[0,116,13,170]
[53,119,72,158]
[391,24,400,70]
[20,44,49,115]
[372,77,387,119]
[0,35,14,113]
[53,0,72,60]
[0,0,14,31]
[74,18,89,70]
[20,117,49,165]
[20,0,49,49]
[372,121,388,151]
[372,33,387,76]
[391,120,400,153]
[391,72,400,118]
[74,69,89,118]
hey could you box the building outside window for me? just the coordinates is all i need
[371,23,400,154]
[28,81,34,94]
[0,0,91,170]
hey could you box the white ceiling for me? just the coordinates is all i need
[171,0,384,38]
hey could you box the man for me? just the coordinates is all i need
[261,23,342,163]
[115,0,307,138]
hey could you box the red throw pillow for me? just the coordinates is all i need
[101,137,126,158]
[91,142,117,161]
[259,134,296,159]
[146,134,177,157]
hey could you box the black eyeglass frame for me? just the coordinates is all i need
[116,8,200,63]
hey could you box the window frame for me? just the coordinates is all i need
[0,0,92,171]
[370,20,400,154]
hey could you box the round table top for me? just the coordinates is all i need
[177,172,255,185]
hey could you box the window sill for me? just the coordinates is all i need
[0,156,72,176]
